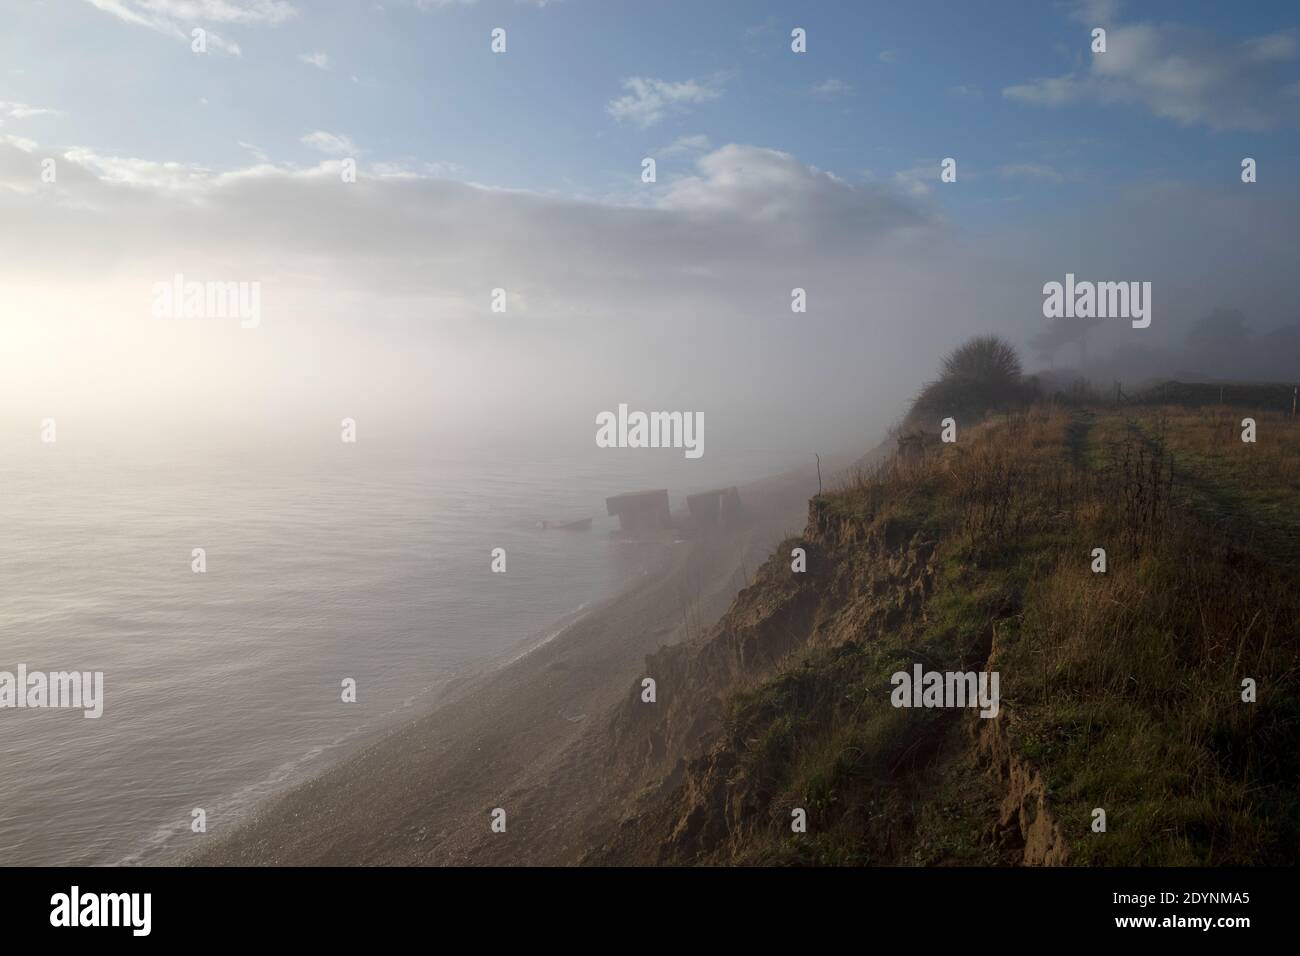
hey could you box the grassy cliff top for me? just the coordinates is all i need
[726,402,1300,865]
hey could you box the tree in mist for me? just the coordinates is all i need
[941,335,1023,384]
[910,335,1036,424]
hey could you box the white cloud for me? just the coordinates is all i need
[661,145,931,239]
[606,76,722,129]
[947,84,982,98]
[1243,32,1297,62]
[811,78,852,97]
[0,101,53,120]
[205,32,242,55]
[301,130,359,156]
[238,140,270,163]
[297,51,330,70]
[85,0,297,26]
[1006,74,1078,107]
[367,161,421,180]
[366,159,461,179]
[998,163,1064,183]
[0,139,936,335]
[892,161,944,198]
[413,0,562,9]
[60,147,214,190]
[423,160,461,177]
[878,50,898,64]
[81,0,295,55]
[656,134,710,159]
[1071,0,1120,24]
[1,133,38,152]
[742,20,779,55]
[1005,13,1300,131]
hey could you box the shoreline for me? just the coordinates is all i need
[137,596,620,867]
[180,456,842,865]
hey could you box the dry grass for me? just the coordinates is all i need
[734,400,1300,865]
[969,404,1300,863]
[1132,405,1300,509]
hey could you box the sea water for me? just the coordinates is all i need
[0,435,798,865]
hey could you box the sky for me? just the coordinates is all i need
[1,0,1298,461]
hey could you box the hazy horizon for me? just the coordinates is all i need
[3,0,1298,462]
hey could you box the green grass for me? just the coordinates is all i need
[711,403,1300,866]
[1124,411,1300,567]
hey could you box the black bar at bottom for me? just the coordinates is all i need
[0,866,1290,942]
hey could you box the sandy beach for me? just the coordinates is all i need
[184,461,835,865]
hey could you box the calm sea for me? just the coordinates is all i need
[0,436,800,865]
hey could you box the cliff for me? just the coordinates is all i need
[584,403,1300,865]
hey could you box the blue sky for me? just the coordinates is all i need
[7,0,1298,226]
[1,0,1298,456]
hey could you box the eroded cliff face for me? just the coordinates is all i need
[972,620,1070,866]
[974,713,1069,866]
[585,489,1066,866]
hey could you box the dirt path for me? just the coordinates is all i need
[1128,420,1300,567]
[1065,409,1094,468]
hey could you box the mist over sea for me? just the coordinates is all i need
[0,436,805,865]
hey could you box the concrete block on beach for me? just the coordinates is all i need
[605,489,671,533]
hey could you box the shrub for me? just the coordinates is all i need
[909,335,1038,426]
